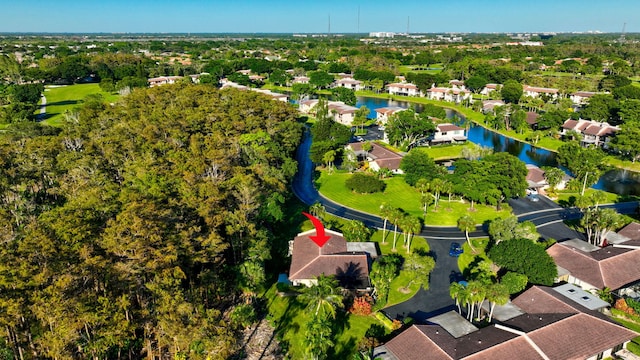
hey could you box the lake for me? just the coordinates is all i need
[355,96,640,196]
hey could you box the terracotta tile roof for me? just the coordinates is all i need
[546,242,640,290]
[528,313,637,360]
[437,124,464,132]
[387,82,419,90]
[428,87,464,94]
[526,165,546,185]
[335,78,362,85]
[618,222,640,240]
[383,286,638,360]
[484,83,499,89]
[375,106,406,115]
[524,85,559,94]
[288,229,370,286]
[384,325,453,360]
[462,337,544,360]
[562,119,579,130]
[349,142,403,170]
[526,112,539,125]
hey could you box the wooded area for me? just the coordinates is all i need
[0,85,304,359]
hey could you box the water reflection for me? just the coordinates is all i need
[355,96,640,196]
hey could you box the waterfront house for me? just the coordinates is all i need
[375,106,406,124]
[426,87,471,103]
[561,119,619,148]
[333,77,364,91]
[387,82,423,97]
[431,123,467,144]
[346,142,404,173]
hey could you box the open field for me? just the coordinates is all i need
[38,84,120,126]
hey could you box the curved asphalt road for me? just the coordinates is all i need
[291,129,639,322]
[292,130,487,240]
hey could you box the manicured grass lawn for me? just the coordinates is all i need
[610,309,640,356]
[39,84,120,126]
[605,156,640,173]
[266,284,385,359]
[457,238,491,274]
[418,143,474,161]
[316,170,512,226]
[555,188,630,207]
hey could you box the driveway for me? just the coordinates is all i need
[383,238,461,323]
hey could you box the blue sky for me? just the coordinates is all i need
[0,0,637,34]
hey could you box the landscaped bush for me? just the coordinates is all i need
[349,295,374,316]
[345,173,385,193]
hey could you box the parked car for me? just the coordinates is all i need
[449,242,463,257]
[356,136,364,142]
[527,193,540,202]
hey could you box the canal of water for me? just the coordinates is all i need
[354,96,640,196]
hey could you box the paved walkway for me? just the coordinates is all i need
[36,94,46,121]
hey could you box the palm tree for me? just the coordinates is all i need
[430,178,446,210]
[405,216,423,254]
[389,209,404,252]
[590,190,607,210]
[486,283,510,322]
[309,202,326,220]
[457,215,476,252]
[449,282,466,314]
[442,180,454,210]
[379,202,392,244]
[305,316,334,360]
[399,215,410,250]
[298,275,344,319]
[466,281,486,321]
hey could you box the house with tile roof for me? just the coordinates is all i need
[346,142,404,173]
[480,83,500,96]
[288,228,375,289]
[523,85,559,100]
[546,224,640,292]
[561,119,619,148]
[298,99,359,126]
[481,99,505,113]
[374,285,637,360]
[387,82,423,97]
[431,124,467,145]
[147,76,184,87]
[570,91,602,105]
[375,106,406,124]
[333,77,363,91]
[426,87,471,103]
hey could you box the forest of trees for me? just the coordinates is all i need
[0,85,304,359]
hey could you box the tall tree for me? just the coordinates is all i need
[298,275,344,319]
[457,215,476,252]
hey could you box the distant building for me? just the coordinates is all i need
[386,82,423,97]
[561,119,619,148]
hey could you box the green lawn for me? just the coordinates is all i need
[39,84,120,126]
[316,170,512,226]
[418,143,474,161]
[266,284,385,359]
[554,188,633,207]
[457,238,491,274]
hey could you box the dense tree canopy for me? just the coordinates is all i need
[0,85,304,359]
[488,239,557,286]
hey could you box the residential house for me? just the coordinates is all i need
[449,79,465,89]
[252,89,288,102]
[525,164,548,193]
[481,99,505,113]
[375,106,406,124]
[387,82,423,97]
[333,77,364,91]
[347,142,404,173]
[561,119,619,148]
[374,285,637,360]
[570,91,599,105]
[288,228,376,289]
[426,87,471,103]
[147,76,183,87]
[298,99,359,126]
[546,226,640,294]
[292,76,310,84]
[480,83,500,96]
[525,111,539,130]
[523,85,559,100]
[431,124,467,145]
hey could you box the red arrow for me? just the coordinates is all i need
[302,212,331,248]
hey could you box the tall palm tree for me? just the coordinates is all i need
[405,216,423,254]
[298,275,344,319]
[389,209,404,252]
[379,202,392,244]
[486,283,510,322]
[305,316,334,360]
[457,215,476,252]
[449,282,465,314]
[466,281,486,321]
